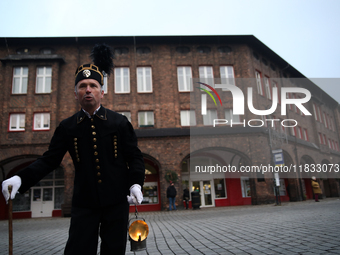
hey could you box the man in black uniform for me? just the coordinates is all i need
[2,44,145,254]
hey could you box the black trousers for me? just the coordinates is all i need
[64,202,129,255]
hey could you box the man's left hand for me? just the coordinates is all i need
[127,184,143,204]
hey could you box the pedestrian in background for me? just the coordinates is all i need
[183,186,189,209]
[167,181,177,211]
[311,176,322,202]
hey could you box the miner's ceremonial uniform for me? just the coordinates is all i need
[17,106,145,254]
[17,106,144,208]
[1,44,146,255]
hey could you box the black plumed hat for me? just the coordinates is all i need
[74,43,114,86]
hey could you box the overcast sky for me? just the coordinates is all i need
[1,0,339,102]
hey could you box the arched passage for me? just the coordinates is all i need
[130,154,161,212]
[0,155,64,219]
[181,147,253,208]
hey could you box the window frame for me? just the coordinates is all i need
[138,111,154,127]
[203,109,217,126]
[12,67,28,94]
[137,67,152,93]
[36,66,52,94]
[219,65,235,87]
[177,66,193,92]
[255,70,264,96]
[33,112,51,131]
[115,67,130,93]
[180,110,196,126]
[9,113,26,132]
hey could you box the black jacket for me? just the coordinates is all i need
[17,106,145,208]
[167,185,177,198]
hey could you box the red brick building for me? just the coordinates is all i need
[0,35,339,219]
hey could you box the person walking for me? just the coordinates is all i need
[183,187,189,209]
[311,176,322,202]
[2,44,145,255]
[167,181,177,211]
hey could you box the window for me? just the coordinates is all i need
[177,66,193,92]
[318,133,323,144]
[115,67,130,93]
[36,67,52,93]
[313,103,318,121]
[137,67,152,92]
[225,109,240,124]
[203,109,217,126]
[102,72,108,94]
[138,111,154,127]
[264,76,272,100]
[220,66,235,87]
[9,113,25,131]
[323,112,328,128]
[297,126,303,139]
[199,66,214,88]
[136,47,151,54]
[291,126,296,137]
[180,110,196,126]
[328,139,332,149]
[255,71,264,96]
[33,113,50,130]
[214,179,226,198]
[114,47,129,55]
[241,177,251,197]
[303,129,309,141]
[176,46,190,54]
[118,112,131,122]
[12,67,28,94]
[197,46,211,54]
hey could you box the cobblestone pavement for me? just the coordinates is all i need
[0,198,339,255]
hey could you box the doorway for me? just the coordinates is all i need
[191,180,215,207]
[31,187,54,217]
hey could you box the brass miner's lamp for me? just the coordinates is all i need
[128,205,149,251]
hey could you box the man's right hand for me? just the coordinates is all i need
[2,176,22,203]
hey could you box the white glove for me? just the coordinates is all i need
[2,175,22,203]
[127,184,143,205]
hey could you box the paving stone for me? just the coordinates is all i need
[0,198,339,255]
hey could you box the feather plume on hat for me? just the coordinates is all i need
[90,43,114,76]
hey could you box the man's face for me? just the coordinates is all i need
[74,79,104,114]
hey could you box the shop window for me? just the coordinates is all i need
[12,190,31,212]
[12,67,28,94]
[36,66,52,93]
[241,177,251,197]
[214,179,226,198]
[142,182,158,204]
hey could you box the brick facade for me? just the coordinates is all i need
[0,36,339,219]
